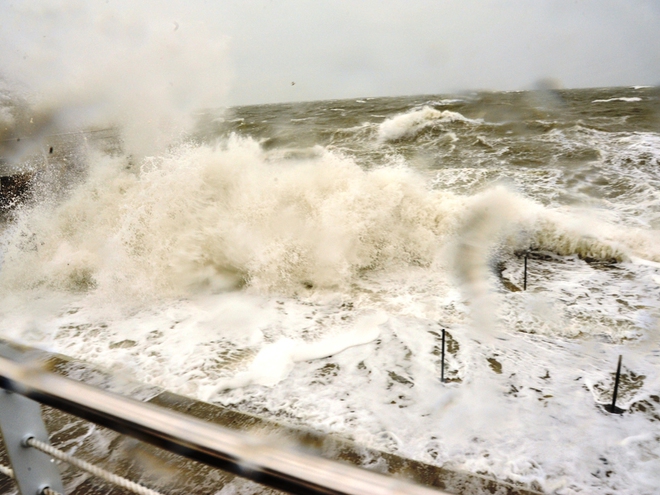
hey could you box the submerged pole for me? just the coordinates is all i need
[441,329,446,383]
[609,355,623,414]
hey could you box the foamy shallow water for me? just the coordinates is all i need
[1,87,660,494]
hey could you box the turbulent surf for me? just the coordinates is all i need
[1,86,660,494]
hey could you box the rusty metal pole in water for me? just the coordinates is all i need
[441,329,446,383]
[523,252,528,291]
[610,355,623,413]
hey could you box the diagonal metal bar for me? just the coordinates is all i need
[0,354,447,495]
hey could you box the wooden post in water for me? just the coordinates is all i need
[523,252,528,291]
[441,329,446,383]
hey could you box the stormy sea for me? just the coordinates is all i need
[1,85,659,494]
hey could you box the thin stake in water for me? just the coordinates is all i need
[523,252,528,291]
[441,329,446,383]
[608,355,623,414]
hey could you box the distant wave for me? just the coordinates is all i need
[427,99,464,106]
[377,106,475,142]
[592,97,641,103]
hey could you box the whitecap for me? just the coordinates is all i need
[592,97,642,103]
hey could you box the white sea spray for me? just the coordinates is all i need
[377,106,477,142]
[1,88,659,495]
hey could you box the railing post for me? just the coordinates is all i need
[0,345,64,495]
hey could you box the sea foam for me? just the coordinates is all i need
[592,97,642,103]
[377,106,475,142]
[1,135,654,308]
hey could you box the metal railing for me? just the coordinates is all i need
[0,343,448,495]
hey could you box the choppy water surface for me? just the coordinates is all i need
[1,86,660,494]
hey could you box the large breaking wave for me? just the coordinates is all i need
[2,134,655,306]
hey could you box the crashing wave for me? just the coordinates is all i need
[377,106,475,142]
[0,136,654,303]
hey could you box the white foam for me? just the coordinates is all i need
[377,106,475,142]
[0,136,467,300]
[4,136,658,309]
[631,256,660,269]
[592,97,642,103]
[204,312,386,394]
[1,127,660,494]
[428,99,464,106]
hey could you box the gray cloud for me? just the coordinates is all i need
[215,0,660,104]
[2,0,659,109]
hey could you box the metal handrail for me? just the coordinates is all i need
[0,355,447,495]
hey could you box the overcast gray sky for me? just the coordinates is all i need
[214,0,660,104]
[2,0,660,108]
